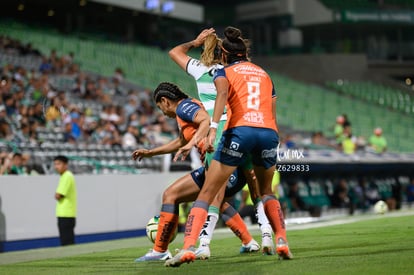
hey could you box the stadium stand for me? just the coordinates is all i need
[2,20,413,154]
[325,80,414,115]
[1,18,413,216]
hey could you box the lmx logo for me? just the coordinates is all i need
[276,144,305,161]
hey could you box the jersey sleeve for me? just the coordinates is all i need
[186,58,207,80]
[213,67,226,81]
[176,100,202,123]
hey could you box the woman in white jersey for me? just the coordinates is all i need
[169,28,275,255]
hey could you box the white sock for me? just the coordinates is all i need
[198,206,219,246]
[256,200,273,234]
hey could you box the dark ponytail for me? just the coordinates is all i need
[221,26,250,63]
[153,82,189,103]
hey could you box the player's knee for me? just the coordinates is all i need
[162,188,178,204]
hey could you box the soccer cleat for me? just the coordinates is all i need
[195,243,211,260]
[240,239,260,253]
[164,248,196,267]
[276,237,293,260]
[134,249,172,262]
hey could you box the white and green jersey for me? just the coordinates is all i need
[186,58,227,121]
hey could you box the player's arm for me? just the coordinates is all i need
[169,28,215,70]
[132,137,184,161]
[173,109,210,161]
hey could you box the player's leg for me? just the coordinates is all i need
[135,173,200,262]
[255,199,274,255]
[165,161,236,267]
[183,160,236,249]
[242,167,274,254]
[194,183,226,259]
[255,165,292,260]
[251,128,292,260]
[220,201,260,253]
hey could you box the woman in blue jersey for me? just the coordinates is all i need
[133,82,260,262]
[169,28,275,256]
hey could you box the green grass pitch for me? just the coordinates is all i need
[0,212,413,275]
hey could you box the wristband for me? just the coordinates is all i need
[210,121,218,129]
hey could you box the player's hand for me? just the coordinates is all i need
[193,28,215,47]
[206,128,216,152]
[173,143,192,162]
[132,149,151,161]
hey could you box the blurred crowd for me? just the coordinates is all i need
[0,35,178,175]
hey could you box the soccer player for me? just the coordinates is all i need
[133,82,259,262]
[166,26,293,267]
[169,28,274,255]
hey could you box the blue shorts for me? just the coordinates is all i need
[214,126,279,169]
[190,166,246,198]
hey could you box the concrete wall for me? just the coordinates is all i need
[0,173,186,242]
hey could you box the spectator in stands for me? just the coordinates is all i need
[45,96,63,127]
[0,152,27,175]
[83,80,97,100]
[31,102,46,126]
[71,77,85,96]
[334,115,345,144]
[113,67,124,83]
[0,105,12,140]
[282,134,296,149]
[13,123,34,144]
[69,109,82,141]
[308,131,333,150]
[39,56,53,74]
[109,105,124,127]
[368,127,387,153]
[3,94,18,117]
[97,77,113,97]
[98,121,122,147]
[8,152,27,175]
[122,124,139,148]
[124,95,139,118]
[341,131,356,155]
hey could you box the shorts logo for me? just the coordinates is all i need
[262,148,277,158]
[229,174,236,183]
[230,142,240,150]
